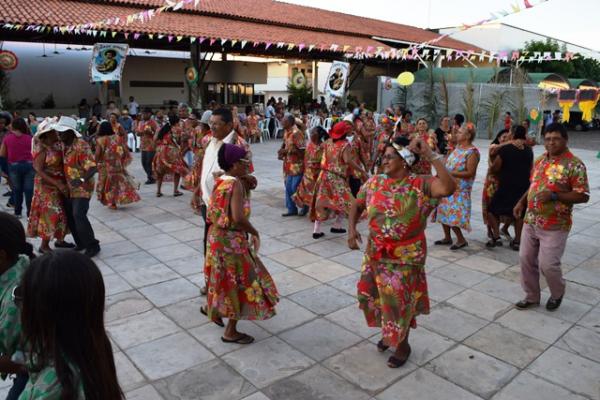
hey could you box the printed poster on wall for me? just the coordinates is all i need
[324,61,349,97]
[89,43,129,83]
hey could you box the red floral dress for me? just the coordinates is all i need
[27,143,69,241]
[356,174,437,347]
[152,127,189,178]
[205,176,279,320]
[183,129,211,190]
[95,135,141,207]
[410,130,438,175]
[310,139,354,221]
[292,141,323,207]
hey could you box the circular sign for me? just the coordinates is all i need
[291,71,306,88]
[397,71,414,86]
[186,66,198,84]
[0,50,18,71]
[529,107,541,123]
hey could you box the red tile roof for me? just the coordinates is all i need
[0,0,477,54]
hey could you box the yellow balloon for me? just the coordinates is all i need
[397,71,415,86]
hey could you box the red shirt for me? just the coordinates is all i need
[3,132,33,163]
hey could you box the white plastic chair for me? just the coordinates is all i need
[274,118,284,139]
[323,117,333,132]
[259,119,270,143]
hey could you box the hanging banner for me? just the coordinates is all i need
[89,43,128,82]
[324,61,349,97]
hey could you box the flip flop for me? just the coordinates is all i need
[200,306,224,327]
[173,191,183,197]
[156,193,163,198]
[434,239,452,245]
[221,333,254,344]
[450,242,468,251]
[387,347,411,368]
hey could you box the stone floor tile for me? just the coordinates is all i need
[533,298,592,323]
[263,365,370,400]
[222,337,314,388]
[184,272,204,289]
[491,371,588,400]
[464,323,548,368]
[302,239,353,258]
[550,281,600,305]
[139,278,200,307]
[167,227,202,243]
[427,246,468,262]
[119,225,162,240]
[497,309,572,344]
[119,263,180,288]
[455,255,511,274]
[270,269,320,296]
[154,219,196,233]
[257,257,288,276]
[565,266,600,289]
[240,393,270,400]
[472,277,525,303]
[130,233,180,250]
[258,298,316,334]
[527,346,600,400]
[268,248,322,268]
[425,256,452,271]
[154,359,255,400]
[104,216,148,230]
[578,307,600,332]
[419,303,488,341]
[330,250,364,271]
[107,309,180,349]
[189,321,271,356]
[288,285,356,315]
[426,276,466,302]
[402,327,456,366]
[147,243,201,262]
[446,289,513,321]
[426,345,519,399]
[431,264,491,287]
[103,250,161,273]
[126,332,214,380]
[105,290,154,323]
[161,297,209,329]
[296,259,355,283]
[327,272,360,296]
[323,341,417,394]
[556,325,600,363]
[257,237,294,256]
[165,254,204,276]
[114,352,145,391]
[99,240,142,259]
[325,304,380,339]
[377,368,483,400]
[126,384,164,400]
[280,318,362,361]
[104,273,134,296]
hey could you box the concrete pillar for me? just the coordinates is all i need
[312,60,318,99]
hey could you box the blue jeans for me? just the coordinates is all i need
[285,174,303,214]
[8,161,34,216]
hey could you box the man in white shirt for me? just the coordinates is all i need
[128,96,139,119]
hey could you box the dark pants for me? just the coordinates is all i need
[141,151,155,181]
[8,161,34,216]
[284,174,303,214]
[64,197,99,251]
[268,118,276,138]
[200,204,210,256]
[6,373,28,400]
[349,176,362,198]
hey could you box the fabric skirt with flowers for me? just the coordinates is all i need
[357,253,430,347]
[482,173,498,225]
[434,189,474,231]
[27,177,68,241]
[96,166,141,206]
[182,156,201,191]
[292,166,320,207]
[153,144,189,179]
[205,226,279,320]
[310,170,354,221]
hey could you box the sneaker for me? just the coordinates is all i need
[330,227,346,234]
[515,299,540,310]
[313,232,325,239]
[546,296,563,311]
[2,191,12,197]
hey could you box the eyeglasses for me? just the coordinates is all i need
[11,286,23,308]
[382,154,401,161]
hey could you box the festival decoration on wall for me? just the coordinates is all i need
[186,66,198,84]
[324,61,349,97]
[290,71,307,89]
[529,108,541,124]
[0,50,18,70]
[577,89,599,122]
[89,43,128,82]
[557,90,577,123]
[396,72,415,86]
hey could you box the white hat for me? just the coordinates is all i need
[343,114,354,123]
[54,116,82,137]
[200,110,212,125]
[35,117,59,137]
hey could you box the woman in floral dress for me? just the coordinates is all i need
[434,122,480,250]
[182,119,211,191]
[245,106,261,143]
[202,143,278,344]
[95,121,140,209]
[348,136,456,368]
[409,118,438,174]
[153,116,189,197]
[373,116,395,173]
[293,126,325,209]
[27,120,71,253]
[310,122,367,239]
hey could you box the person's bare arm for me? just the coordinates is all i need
[489,154,502,174]
[342,145,367,177]
[0,142,7,158]
[347,199,365,249]
[230,179,259,237]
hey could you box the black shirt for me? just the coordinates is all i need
[435,127,449,154]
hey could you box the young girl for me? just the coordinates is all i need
[292,126,326,211]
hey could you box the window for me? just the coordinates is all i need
[205,83,225,105]
[226,83,254,105]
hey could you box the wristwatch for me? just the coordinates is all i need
[550,192,558,201]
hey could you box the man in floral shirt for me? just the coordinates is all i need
[514,123,589,311]
[136,107,158,184]
[55,117,101,258]
[278,115,306,217]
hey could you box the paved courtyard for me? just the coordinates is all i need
[1,138,599,400]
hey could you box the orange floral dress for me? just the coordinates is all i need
[292,141,323,207]
[152,127,189,178]
[27,143,69,241]
[310,139,354,221]
[96,135,141,206]
[205,176,279,320]
[183,129,211,190]
[357,174,437,347]
[246,115,260,141]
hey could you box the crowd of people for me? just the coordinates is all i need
[0,95,590,396]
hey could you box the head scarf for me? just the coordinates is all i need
[329,121,352,139]
[222,143,247,166]
[391,142,416,166]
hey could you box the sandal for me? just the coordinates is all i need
[434,239,453,245]
[450,242,468,251]
[173,191,183,197]
[156,193,163,198]
[509,240,520,251]
[221,333,254,344]
[200,286,208,296]
[377,340,389,353]
[485,237,502,248]
[200,306,224,327]
[387,347,411,368]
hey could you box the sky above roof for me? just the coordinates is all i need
[283,0,598,51]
